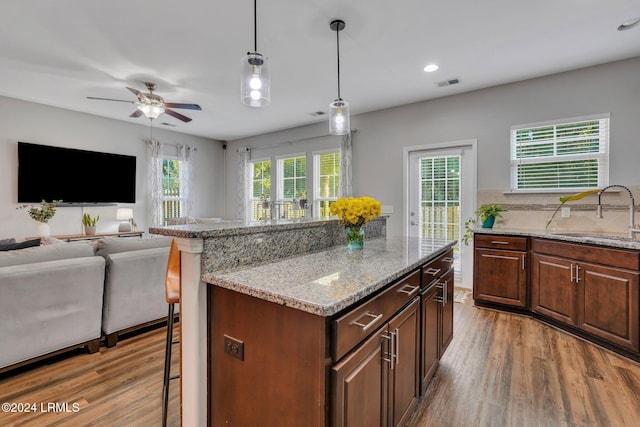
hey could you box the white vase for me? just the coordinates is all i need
[36,222,50,238]
[84,226,97,236]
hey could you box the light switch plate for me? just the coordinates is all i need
[382,205,393,214]
[561,207,570,218]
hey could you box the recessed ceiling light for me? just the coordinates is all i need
[618,17,640,31]
[423,64,439,72]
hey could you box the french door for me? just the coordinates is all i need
[407,142,476,289]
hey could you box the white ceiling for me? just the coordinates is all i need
[0,1,638,141]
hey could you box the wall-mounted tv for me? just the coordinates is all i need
[18,142,136,204]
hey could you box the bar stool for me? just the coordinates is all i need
[162,238,181,427]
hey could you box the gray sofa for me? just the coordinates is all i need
[0,236,174,372]
[94,237,174,347]
[0,241,105,372]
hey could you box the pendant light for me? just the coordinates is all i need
[329,19,350,135]
[241,0,270,107]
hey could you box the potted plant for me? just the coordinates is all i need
[463,204,506,245]
[82,213,100,235]
[17,199,62,237]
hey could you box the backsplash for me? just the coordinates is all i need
[478,185,640,234]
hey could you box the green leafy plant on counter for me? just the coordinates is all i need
[463,204,506,245]
[545,189,600,230]
[82,213,100,227]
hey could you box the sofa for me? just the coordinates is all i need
[94,237,174,347]
[0,235,174,372]
[0,241,105,372]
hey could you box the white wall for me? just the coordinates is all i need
[226,56,640,237]
[0,96,225,241]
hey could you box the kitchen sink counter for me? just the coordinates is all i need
[475,228,640,250]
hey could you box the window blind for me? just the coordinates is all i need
[510,114,609,191]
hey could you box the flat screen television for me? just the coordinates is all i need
[18,142,136,204]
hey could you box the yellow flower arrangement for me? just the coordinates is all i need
[330,196,382,228]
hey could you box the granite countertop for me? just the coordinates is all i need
[475,228,640,250]
[203,236,456,317]
[149,217,337,239]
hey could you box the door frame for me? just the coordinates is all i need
[403,140,478,288]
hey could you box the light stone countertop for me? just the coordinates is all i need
[203,236,456,317]
[474,228,640,250]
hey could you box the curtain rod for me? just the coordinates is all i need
[240,128,357,152]
[146,139,198,151]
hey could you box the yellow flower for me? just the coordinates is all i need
[330,196,382,227]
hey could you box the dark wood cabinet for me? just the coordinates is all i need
[419,250,455,394]
[332,297,420,427]
[473,234,528,308]
[532,238,640,352]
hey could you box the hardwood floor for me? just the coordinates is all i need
[1,299,639,427]
[410,300,640,427]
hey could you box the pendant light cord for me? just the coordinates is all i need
[336,25,341,99]
[253,0,258,52]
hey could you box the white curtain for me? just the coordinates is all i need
[178,144,195,219]
[237,147,250,221]
[339,132,353,197]
[147,139,164,228]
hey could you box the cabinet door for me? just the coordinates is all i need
[578,262,640,351]
[332,331,389,427]
[438,268,454,357]
[420,284,439,394]
[531,253,577,325]
[473,247,527,307]
[388,298,420,427]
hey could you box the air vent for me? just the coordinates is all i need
[161,122,177,127]
[309,111,326,117]
[436,78,461,88]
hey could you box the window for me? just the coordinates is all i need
[419,155,460,242]
[511,114,609,191]
[162,159,183,224]
[278,155,306,200]
[250,159,271,220]
[314,150,340,217]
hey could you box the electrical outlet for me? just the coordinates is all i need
[561,207,571,218]
[223,334,244,361]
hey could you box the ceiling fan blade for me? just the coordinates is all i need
[164,102,202,111]
[87,96,135,103]
[164,108,192,122]
[126,87,142,97]
[129,109,144,118]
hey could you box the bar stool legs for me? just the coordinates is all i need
[162,304,178,427]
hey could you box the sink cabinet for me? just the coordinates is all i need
[531,238,640,352]
[473,234,528,308]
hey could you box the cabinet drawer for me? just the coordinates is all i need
[474,234,528,251]
[532,238,640,271]
[422,249,454,288]
[332,270,420,362]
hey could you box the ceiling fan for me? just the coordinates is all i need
[87,82,201,122]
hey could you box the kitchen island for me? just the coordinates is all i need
[150,218,455,426]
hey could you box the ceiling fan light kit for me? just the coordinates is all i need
[329,19,350,135]
[241,0,270,107]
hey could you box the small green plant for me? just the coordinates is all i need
[463,204,506,245]
[82,213,100,227]
[17,200,62,223]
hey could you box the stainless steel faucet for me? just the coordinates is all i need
[596,184,640,239]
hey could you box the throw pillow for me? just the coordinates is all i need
[0,238,41,252]
[0,238,16,245]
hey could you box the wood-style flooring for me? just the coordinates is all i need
[1,297,639,427]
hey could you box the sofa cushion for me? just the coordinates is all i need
[0,238,41,252]
[93,236,173,257]
[0,238,16,245]
[0,241,94,267]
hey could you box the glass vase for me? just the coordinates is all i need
[346,226,364,250]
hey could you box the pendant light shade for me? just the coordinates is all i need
[241,0,270,107]
[329,19,349,135]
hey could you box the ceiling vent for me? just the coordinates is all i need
[309,111,326,117]
[436,78,461,88]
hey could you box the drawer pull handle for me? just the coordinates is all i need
[350,312,384,332]
[424,267,441,276]
[397,284,419,297]
[442,257,453,263]
[490,241,510,245]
